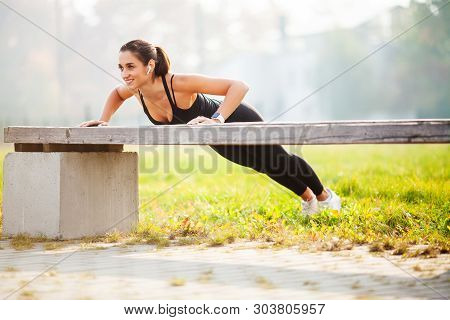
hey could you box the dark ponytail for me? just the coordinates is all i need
[119,39,170,77]
[154,46,170,77]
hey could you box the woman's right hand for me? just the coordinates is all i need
[79,120,109,127]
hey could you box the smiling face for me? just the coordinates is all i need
[118,50,154,89]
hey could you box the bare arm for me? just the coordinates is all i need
[100,85,135,121]
[79,85,134,127]
[175,74,249,122]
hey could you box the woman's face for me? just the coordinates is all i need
[118,50,149,89]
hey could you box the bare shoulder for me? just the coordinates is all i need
[116,84,138,100]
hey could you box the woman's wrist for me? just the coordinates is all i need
[211,111,225,123]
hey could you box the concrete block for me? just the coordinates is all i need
[2,152,138,239]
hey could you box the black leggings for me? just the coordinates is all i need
[209,102,324,197]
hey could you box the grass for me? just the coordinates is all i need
[134,144,450,252]
[9,234,35,250]
[8,233,49,250]
[0,144,449,253]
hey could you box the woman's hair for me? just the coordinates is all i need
[119,39,170,77]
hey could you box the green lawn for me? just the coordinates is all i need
[1,144,449,251]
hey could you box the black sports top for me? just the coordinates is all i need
[138,74,221,125]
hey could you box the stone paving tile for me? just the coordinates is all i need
[0,240,448,300]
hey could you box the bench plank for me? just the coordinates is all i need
[14,143,124,152]
[4,120,449,145]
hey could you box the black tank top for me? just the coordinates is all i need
[138,74,220,125]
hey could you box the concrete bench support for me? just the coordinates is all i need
[2,150,138,239]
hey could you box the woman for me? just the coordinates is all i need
[79,39,340,215]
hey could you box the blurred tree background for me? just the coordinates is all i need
[0,0,448,136]
[313,0,449,119]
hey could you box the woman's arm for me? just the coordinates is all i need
[99,85,134,122]
[174,74,249,122]
[79,85,134,127]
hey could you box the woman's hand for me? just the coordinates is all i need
[79,120,109,127]
[187,116,220,125]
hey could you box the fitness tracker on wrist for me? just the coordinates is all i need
[211,112,225,123]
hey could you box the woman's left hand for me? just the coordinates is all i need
[187,116,220,125]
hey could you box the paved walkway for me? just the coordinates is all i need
[0,241,448,299]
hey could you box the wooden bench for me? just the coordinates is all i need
[2,119,449,239]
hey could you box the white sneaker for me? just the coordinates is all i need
[301,195,319,216]
[318,187,341,213]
